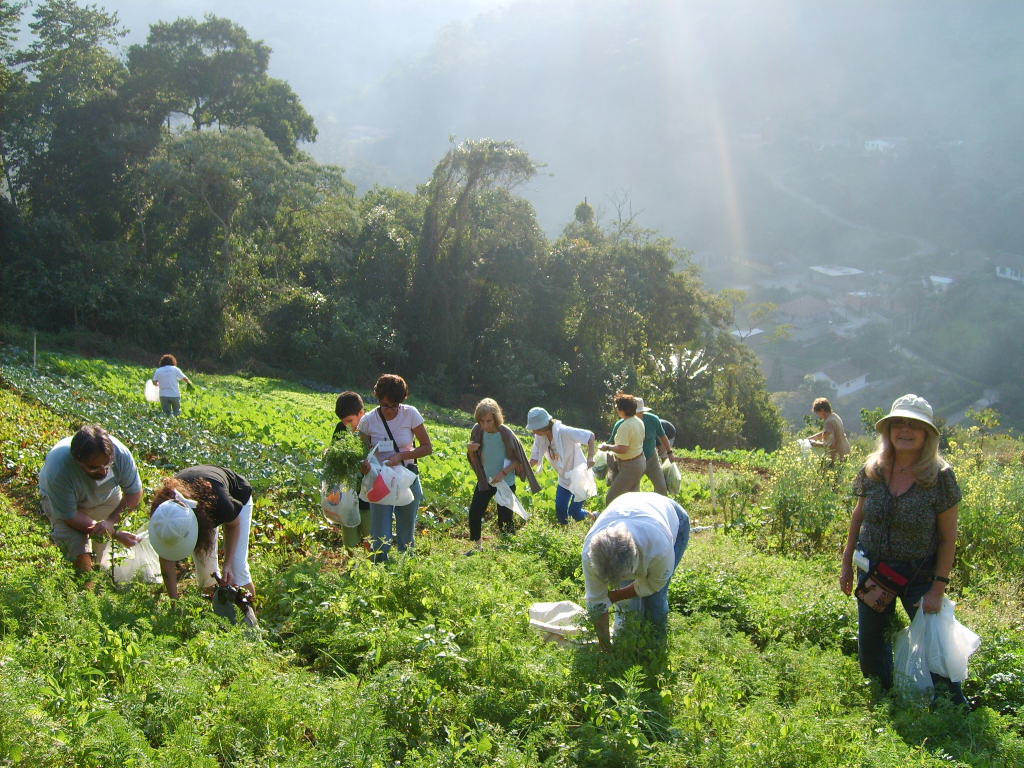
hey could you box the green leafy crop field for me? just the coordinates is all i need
[1,343,1022,767]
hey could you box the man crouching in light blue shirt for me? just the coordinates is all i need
[39,424,143,575]
[583,491,690,650]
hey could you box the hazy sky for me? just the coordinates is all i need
[88,0,510,99]
[17,0,1024,269]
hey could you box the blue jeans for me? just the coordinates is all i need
[856,556,968,704]
[369,475,422,563]
[555,484,589,524]
[615,501,691,633]
[160,396,181,416]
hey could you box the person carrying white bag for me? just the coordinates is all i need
[465,398,540,554]
[839,395,969,706]
[357,375,433,563]
[527,406,598,525]
[322,391,373,553]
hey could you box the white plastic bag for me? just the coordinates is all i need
[360,443,416,506]
[112,531,162,584]
[492,480,529,521]
[144,379,159,403]
[927,598,981,681]
[894,597,981,691]
[661,458,682,496]
[321,482,361,527]
[797,437,825,457]
[563,462,597,501]
[528,600,590,646]
[592,450,609,479]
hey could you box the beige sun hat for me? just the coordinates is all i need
[875,393,938,435]
[149,500,198,561]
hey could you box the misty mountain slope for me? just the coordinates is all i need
[313,0,1024,261]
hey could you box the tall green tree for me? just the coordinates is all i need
[1,0,129,215]
[133,128,352,359]
[406,138,538,395]
[0,0,25,205]
[0,0,160,332]
[126,15,315,157]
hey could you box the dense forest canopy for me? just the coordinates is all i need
[0,1,784,449]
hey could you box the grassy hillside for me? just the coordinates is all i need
[1,343,1022,767]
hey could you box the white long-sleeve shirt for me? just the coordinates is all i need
[529,420,594,488]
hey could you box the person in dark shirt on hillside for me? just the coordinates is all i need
[149,465,256,599]
[839,394,966,705]
[332,391,372,553]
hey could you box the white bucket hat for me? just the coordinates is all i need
[875,393,938,435]
[634,397,652,413]
[526,406,553,431]
[149,498,198,561]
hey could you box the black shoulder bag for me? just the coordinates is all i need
[378,407,418,474]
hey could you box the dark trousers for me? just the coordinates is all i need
[468,484,515,542]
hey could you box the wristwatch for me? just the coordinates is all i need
[933,575,950,584]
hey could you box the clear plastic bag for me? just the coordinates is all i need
[144,379,159,403]
[661,458,682,496]
[563,462,597,501]
[321,482,361,527]
[112,531,163,584]
[894,597,982,691]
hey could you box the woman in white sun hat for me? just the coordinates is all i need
[527,406,597,524]
[149,465,255,599]
[839,394,967,705]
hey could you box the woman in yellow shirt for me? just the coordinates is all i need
[601,393,646,503]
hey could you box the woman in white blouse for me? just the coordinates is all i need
[152,353,193,416]
[358,374,433,562]
[527,406,597,524]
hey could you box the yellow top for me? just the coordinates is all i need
[614,416,645,461]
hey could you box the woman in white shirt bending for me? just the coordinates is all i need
[527,406,597,524]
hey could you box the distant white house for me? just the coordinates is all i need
[995,253,1024,284]
[927,275,954,293]
[810,265,865,279]
[864,138,901,154]
[809,265,867,291]
[811,362,869,398]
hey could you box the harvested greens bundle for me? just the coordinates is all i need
[322,429,365,488]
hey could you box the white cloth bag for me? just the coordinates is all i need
[528,600,590,646]
[492,480,529,520]
[563,462,597,501]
